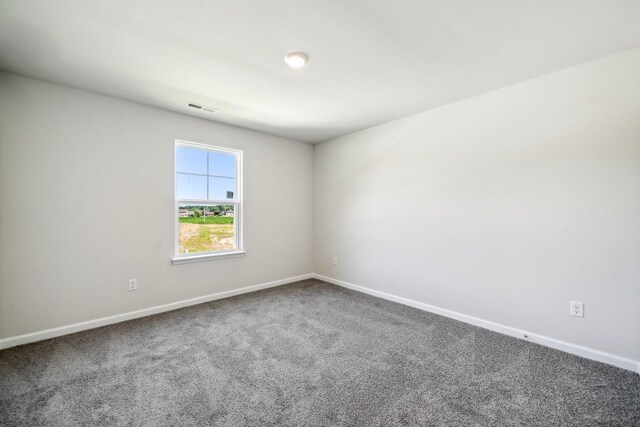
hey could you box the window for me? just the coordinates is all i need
[173,140,243,263]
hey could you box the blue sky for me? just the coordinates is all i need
[176,146,236,200]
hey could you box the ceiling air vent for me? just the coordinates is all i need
[186,102,219,114]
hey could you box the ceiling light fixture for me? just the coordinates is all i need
[284,52,309,69]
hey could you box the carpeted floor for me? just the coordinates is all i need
[1,279,639,426]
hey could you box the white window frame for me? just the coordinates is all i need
[171,139,244,264]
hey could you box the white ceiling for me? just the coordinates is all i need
[1,1,640,143]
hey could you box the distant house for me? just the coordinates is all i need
[224,211,234,217]
[203,211,217,217]
[179,209,190,218]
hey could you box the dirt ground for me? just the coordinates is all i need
[179,223,235,254]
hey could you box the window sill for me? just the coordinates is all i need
[171,251,246,265]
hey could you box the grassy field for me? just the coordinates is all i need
[179,223,235,253]
[179,216,233,225]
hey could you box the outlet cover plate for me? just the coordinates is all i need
[570,301,584,317]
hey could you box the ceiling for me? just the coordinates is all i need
[1,1,640,143]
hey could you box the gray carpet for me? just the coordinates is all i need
[1,279,639,426]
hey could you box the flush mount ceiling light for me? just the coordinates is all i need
[284,52,309,69]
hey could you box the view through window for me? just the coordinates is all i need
[175,141,241,257]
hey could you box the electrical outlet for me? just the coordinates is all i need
[332,257,339,266]
[570,301,583,317]
[128,279,137,291]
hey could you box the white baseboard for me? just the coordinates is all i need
[0,273,314,351]
[3,272,638,375]
[313,273,640,375]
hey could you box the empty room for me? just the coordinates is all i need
[1,0,639,425]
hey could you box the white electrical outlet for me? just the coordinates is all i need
[128,279,137,291]
[332,257,339,266]
[570,301,584,317]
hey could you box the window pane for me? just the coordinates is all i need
[178,205,235,254]
[176,173,207,200]
[209,152,236,177]
[208,176,236,200]
[176,146,207,174]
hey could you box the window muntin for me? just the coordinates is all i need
[175,141,242,259]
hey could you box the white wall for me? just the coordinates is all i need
[314,48,640,362]
[0,73,314,340]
